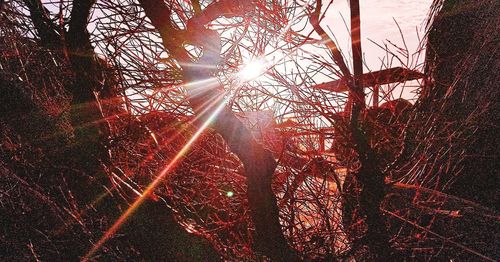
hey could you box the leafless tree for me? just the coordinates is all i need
[1,0,498,261]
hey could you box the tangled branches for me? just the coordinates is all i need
[1,0,498,261]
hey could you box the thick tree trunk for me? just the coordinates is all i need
[184,74,298,261]
[312,0,394,258]
[23,0,61,48]
[348,1,395,259]
[20,1,219,259]
[138,0,298,260]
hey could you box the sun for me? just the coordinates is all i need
[238,58,268,81]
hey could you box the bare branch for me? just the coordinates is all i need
[23,0,61,47]
[310,0,350,77]
[138,0,299,260]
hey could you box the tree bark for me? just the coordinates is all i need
[312,0,394,258]
[138,0,298,260]
[348,1,395,259]
[23,0,61,48]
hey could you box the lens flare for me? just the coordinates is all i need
[82,96,227,261]
[238,59,267,81]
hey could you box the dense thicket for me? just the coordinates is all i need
[0,0,498,261]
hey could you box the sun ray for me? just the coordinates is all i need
[238,58,269,81]
[82,94,227,261]
[179,62,219,69]
[68,81,225,240]
[133,92,225,169]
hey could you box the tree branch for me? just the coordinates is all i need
[310,0,350,77]
[138,0,191,63]
[66,0,103,103]
[347,0,395,259]
[191,0,201,15]
[138,0,299,260]
[23,0,61,48]
[310,0,364,112]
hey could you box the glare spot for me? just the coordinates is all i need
[238,59,267,81]
[226,191,234,197]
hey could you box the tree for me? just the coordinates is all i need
[1,0,498,261]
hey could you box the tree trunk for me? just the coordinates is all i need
[348,1,397,259]
[138,0,298,260]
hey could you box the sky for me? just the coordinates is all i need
[40,0,433,73]
[39,0,434,109]
[324,0,433,70]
